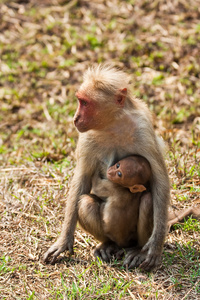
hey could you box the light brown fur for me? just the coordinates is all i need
[43,64,170,270]
[90,170,146,248]
[82,155,153,260]
[89,156,200,261]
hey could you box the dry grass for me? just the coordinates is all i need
[0,0,200,299]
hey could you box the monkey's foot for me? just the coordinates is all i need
[94,241,120,262]
[123,247,161,271]
[43,236,74,264]
[123,248,146,269]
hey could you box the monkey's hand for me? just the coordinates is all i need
[43,235,74,264]
[140,238,162,270]
[123,241,162,271]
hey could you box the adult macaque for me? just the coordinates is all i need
[44,64,170,270]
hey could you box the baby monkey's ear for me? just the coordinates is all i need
[129,185,146,193]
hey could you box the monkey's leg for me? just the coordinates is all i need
[78,194,106,241]
[123,192,154,270]
[78,194,120,262]
[168,206,200,230]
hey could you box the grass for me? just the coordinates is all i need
[0,0,200,299]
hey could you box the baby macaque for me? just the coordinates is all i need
[89,155,153,252]
[107,156,151,193]
[107,156,200,235]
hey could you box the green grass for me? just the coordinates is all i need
[0,0,200,299]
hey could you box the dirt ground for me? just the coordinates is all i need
[0,0,200,299]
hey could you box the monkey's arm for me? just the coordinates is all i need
[123,127,170,271]
[43,167,92,263]
[92,172,113,198]
[140,156,169,270]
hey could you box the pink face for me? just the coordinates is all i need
[74,87,127,133]
[107,159,140,187]
[107,161,129,186]
[74,91,98,132]
[107,160,147,193]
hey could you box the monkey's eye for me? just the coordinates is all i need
[116,163,120,168]
[82,100,87,106]
[80,99,87,106]
[118,171,122,177]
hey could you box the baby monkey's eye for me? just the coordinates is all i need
[116,163,120,168]
[118,171,122,177]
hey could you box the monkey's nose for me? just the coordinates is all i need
[74,115,80,126]
[107,168,115,179]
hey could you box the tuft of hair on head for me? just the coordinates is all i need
[83,63,131,96]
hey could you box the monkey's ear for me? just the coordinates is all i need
[129,184,146,193]
[115,88,127,107]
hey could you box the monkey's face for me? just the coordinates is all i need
[74,92,99,132]
[107,161,132,187]
[74,85,128,133]
[74,89,116,132]
[107,159,139,187]
[107,162,124,185]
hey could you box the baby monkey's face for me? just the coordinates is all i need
[107,158,139,188]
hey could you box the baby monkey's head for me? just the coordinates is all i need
[107,156,151,193]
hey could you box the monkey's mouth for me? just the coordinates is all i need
[106,173,111,180]
[74,123,89,133]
